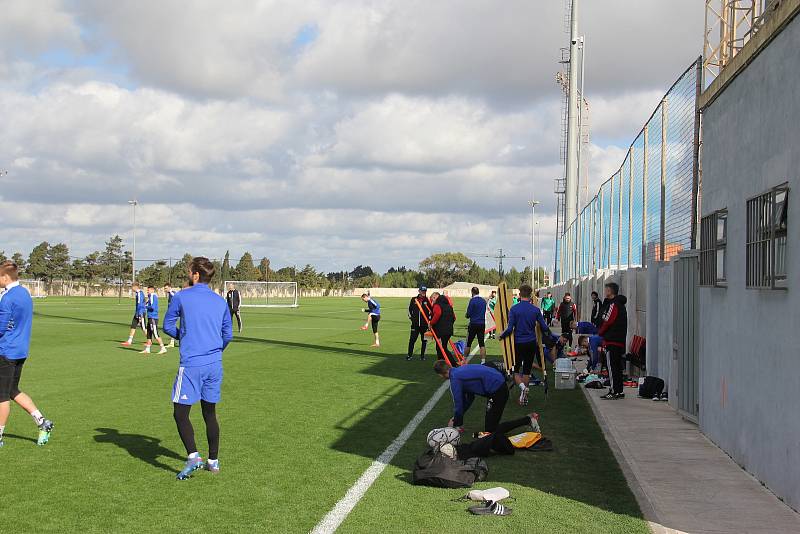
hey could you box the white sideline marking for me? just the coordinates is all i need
[311,346,479,534]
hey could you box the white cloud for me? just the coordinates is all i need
[0,1,706,273]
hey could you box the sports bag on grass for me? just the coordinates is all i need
[412,449,489,488]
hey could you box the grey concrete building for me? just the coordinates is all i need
[697,3,800,511]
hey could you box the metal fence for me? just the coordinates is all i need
[555,57,702,283]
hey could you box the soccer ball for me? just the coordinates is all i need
[426,427,461,449]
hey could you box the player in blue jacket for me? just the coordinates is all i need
[164,257,233,480]
[360,293,381,348]
[121,282,147,347]
[465,287,488,364]
[0,261,54,447]
[140,285,167,355]
[498,284,559,406]
[434,360,508,433]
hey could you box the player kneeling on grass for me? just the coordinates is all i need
[0,261,54,448]
[434,360,508,433]
[141,285,167,355]
[360,293,381,347]
[163,257,233,480]
[498,284,558,406]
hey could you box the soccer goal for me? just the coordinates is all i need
[223,281,298,308]
[20,279,46,298]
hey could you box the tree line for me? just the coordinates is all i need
[1,241,548,290]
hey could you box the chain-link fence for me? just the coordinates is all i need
[555,57,702,283]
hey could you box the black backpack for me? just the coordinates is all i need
[638,376,665,399]
[412,449,489,488]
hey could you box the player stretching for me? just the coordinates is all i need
[141,285,167,355]
[164,284,177,347]
[0,261,54,447]
[360,293,381,347]
[121,282,146,346]
[225,283,242,333]
[164,257,233,480]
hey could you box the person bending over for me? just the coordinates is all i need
[434,360,508,433]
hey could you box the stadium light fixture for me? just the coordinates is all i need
[528,199,540,286]
[128,199,138,284]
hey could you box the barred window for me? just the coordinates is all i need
[746,184,789,289]
[700,209,727,286]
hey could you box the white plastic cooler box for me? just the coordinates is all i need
[554,358,576,390]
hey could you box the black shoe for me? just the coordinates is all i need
[600,391,616,400]
[406,355,413,361]
[420,355,426,361]
[616,393,625,399]
[651,393,661,401]
[468,500,512,516]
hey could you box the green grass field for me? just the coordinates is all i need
[2,296,647,533]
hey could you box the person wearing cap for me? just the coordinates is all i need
[465,286,488,364]
[407,286,432,361]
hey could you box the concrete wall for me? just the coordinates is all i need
[699,12,800,510]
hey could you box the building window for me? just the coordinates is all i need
[746,184,789,289]
[700,209,727,287]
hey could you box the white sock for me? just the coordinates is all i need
[31,410,44,426]
[0,424,5,439]
[518,383,526,391]
[208,458,218,464]
[188,451,200,459]
[127,336,133,342]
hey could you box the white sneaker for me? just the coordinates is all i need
[168,341,175,348]
[139,348,150,354]
[158,347,168,354]
[518,387,529,406]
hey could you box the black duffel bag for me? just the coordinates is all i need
[412,449,488,488]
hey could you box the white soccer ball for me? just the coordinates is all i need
[426,427,461,449]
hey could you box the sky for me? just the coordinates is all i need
[0,0,705,273]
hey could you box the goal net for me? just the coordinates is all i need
[20,280,46,298]
[223,281,298,308]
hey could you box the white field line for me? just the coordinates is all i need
[310,346,479,534]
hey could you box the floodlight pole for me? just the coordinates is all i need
[528,199,540,286]
[128,199,138,283]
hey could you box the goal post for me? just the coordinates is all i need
[20,280,46,298]
[223,281,298,308]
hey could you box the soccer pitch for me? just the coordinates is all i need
[4,296,647,534]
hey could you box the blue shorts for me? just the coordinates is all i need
[171,362,223,405]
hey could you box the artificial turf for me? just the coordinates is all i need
[1,296,647,533]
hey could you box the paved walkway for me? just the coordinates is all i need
[582,379,800,534]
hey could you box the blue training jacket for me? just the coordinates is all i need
[449,364,506,427]
[146,293,159,319]
[465,296,487,325]
[134,289,146,316]
[499,299,551,344]
[365,298,381,316]
[163,283,233,367]
[0,284,34,360]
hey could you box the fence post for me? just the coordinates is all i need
[617,174,625,271]
[660,98,668,261]
[691,56,702,250]
[642,126,649,263]
[628,149,634,268]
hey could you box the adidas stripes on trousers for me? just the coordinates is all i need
[605,345,625,395]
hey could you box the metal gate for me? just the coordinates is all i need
[673,253,699,419]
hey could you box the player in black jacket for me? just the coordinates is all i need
[590,291,602,327]
[597,282,628,399]
[226,283,242,332]
[407,286,431,361]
